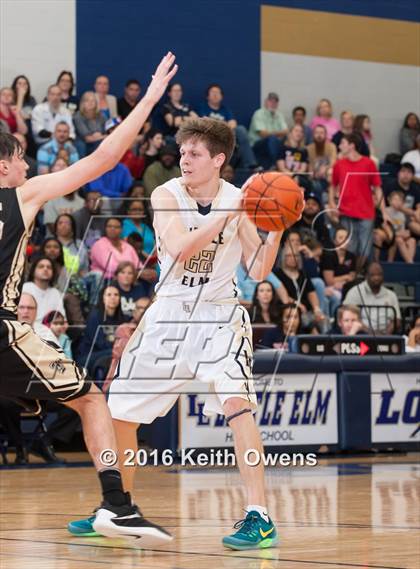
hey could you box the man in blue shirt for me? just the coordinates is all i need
[37,122,79,174]
[87,162,132,202]
[198,84,256,169]
[87,118,133,210]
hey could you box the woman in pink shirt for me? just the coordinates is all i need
[90,217,139,278]
[310,98,340,141]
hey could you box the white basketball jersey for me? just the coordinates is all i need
[154,177,242,302]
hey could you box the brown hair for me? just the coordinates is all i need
[338,305,361,321]
[115,261,136,275]
[175,117,235,168]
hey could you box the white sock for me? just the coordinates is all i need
[246,504,269,523]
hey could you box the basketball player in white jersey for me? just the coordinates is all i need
[70,118,290,549]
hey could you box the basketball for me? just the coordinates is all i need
[243,172,304,232]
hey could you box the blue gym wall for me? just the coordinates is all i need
[76,0,420,127]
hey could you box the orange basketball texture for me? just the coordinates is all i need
[243,172,304,232]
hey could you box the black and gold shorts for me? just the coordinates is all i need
[0,320,91,403]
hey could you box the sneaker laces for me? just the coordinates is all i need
[233,511,260,534]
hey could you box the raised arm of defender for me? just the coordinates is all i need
[18,53,178,224]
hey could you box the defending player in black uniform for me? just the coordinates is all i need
[0,52,177,543]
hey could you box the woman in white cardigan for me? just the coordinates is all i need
[94,75,118,120]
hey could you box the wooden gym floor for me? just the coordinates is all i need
[0,452,419,569]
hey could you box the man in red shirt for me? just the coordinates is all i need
[329,133,388,271]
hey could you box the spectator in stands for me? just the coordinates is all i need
[87,118,133,206]
[53,213,89,275]
[22,257,66,322]
[143,145,181,197]
[120,181,147,206]
[353,114,378,163]
[291,106,312,145]
[276,124,309,189]
[31,84,75,145]
[260,304,302,351]
[249,281,282,324]
[73,190,106,248]
[18,292,57,341]
[286,230,329,318]
[73,91,106,155]
[94,74,117,119]
[329,133,387,271]
[343,261,401,334]
[0,87,27,135]
[37,122,79,174]
[384,163,420,212]
[161,82,197,138]
[42,310,72,358]
[102,297,151,392]
[292,190,332,247]
[39,238,68,290]
[373,209,395,262]
[11,75,37,120]
[332,111,353,149]
[332,110,369,157]
[76,285,128,378]
[57,71,79,114]
[273,244,327,331]
[385,163,420,238]
[113,261,152,317]
[237,262,288,308]
[307,124,337,196]
[121,199,155,254]
[124,232,157,280]
[405,315,420,353]
[141,128,164,169]
[335,305,366,335]
[40,237,73,288]
[310,99,340,141]
[90,217,139,279]
[43,178,84,234]
[248,92,288,170]
[385,191,417,263]
[13,133,37,178]
[401,134,420,181]
[198,84,256,168]
[117,79,141,119]
[321,226,356,314]
[400,112,420,155]
[39,238,87,326]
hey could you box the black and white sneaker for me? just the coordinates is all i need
[92,496,172,545]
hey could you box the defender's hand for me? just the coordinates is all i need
[145,52,178,104]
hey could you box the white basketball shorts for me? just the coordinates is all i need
[108,297,257,423]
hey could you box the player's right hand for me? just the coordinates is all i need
[145,52,178,103]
